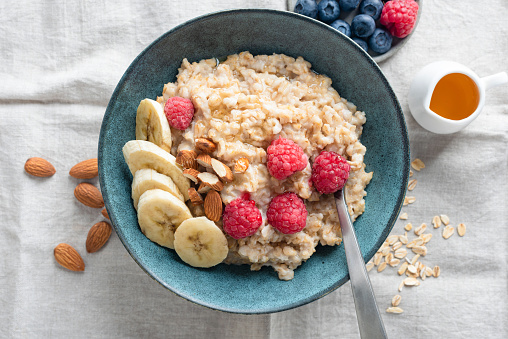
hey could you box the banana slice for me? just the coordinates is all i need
[123,140,190,200]
[137,189,192,249]
[174,217,228,268]
[136,98,172,152]
[132,168,184,209]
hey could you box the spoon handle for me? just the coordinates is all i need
[334,190,388,339]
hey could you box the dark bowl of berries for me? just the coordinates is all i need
[293,0,422,62]
[98,8,410,314]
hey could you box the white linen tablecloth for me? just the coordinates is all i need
[1,0,506,338]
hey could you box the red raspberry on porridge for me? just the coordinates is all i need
[266,137,308,180]
[267,192,308,234]
[223,196,263,239]
[164,96,195,130]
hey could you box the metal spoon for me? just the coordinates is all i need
[334,188,388,339]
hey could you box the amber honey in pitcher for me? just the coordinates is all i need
[429,73,480,120]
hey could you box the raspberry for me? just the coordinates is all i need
[267,137,307,180]
[380,0,419,38]
[311,151,350,194]
[223,196,262,239]
[267,192,308,234]
[164,97,195,130]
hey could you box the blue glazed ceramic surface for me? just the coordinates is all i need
[98,9,409,314]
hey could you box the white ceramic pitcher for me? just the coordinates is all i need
[408,61,507,134]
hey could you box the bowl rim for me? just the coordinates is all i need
[98,8,410,314]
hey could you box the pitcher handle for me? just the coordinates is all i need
[481,72,508,90]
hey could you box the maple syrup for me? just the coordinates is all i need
[429,73,480,120]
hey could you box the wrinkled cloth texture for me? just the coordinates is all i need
[0,0,506,338]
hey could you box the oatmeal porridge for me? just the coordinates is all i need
[152,51,373,280]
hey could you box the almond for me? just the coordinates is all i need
[196,153,212,168]
[211,158,234,183]
[86,221,112,253]
[195,138,217,154]
[204,190,222,222]
[234,157,249,174]
[101,207,109,219]
[183,168,200,184]
[24,157,56,177]
[188,187,204,205]
[176,150,198,169]
[74,182,104,208]
[54,243,85,271]
[197,183,211,194]
[197,172,224,191]
[69,158,98,179]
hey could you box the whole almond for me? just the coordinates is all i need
[188,187,204,206]
[24,157,56,177]
[196,153,213,168]
[211,158,234,183]
[69,158,98,179]
[176,150,198,169]
[54,243,85,271]
[195,138,217,154]
[86,221,112,253]
[74,182,104,208]
[101,207,109,219]
[234,157,249,173]
[204,190,222,222]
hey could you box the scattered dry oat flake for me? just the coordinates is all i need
[414,223,427,236]
[394,248,407,259]
[408,179,417,191]
[425,266,433,277]
[457,223,466,237]
[404,277,419,286]
[411,254,420,265]
[381,247,391,256]
[411,158,425,171]
[366,262,374,272]
[404,223,413,231]
[399,235,408,244]
[409,170,414,177]
[377,262,387,272]
[385,253,394,263]
[387,235,399,245]
[412,245,427,256]
[442,225,455,239]
[387,307,404,314]
[433,266,441,277]
[440,214,450,225]
[389,259,401,267]
[398,280,404,292]
[407,264,417,274]
[420,233,433,243]
[432,215,442,228]
[392,241,403,251]
[399,212,408,220]
[420,269,427,280]
[398,262,408,275]
[392,295,402,307]
[374,253,383,266]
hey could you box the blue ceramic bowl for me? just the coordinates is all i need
[98,9,410,314]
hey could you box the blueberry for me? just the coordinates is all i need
[369,28,393,54]
[338,0,361,12]
[351,14,376,38]
[294,0,318,19]
[359,0,384,21]
[318,0,341,23]
[330,19,351,37]
[352,38,368,52]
